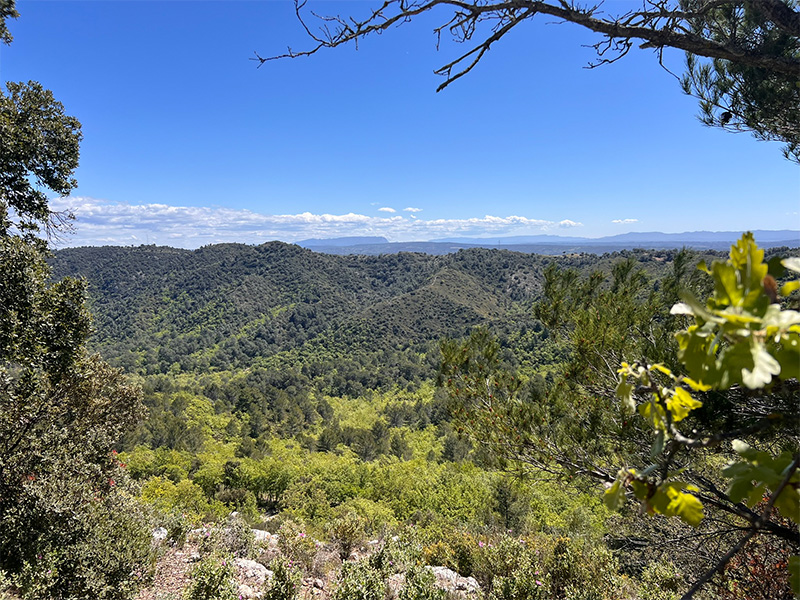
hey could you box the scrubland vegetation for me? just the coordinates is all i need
[4,235,796,600]
[1,1,798,597]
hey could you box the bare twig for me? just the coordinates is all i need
[257,0,800,92]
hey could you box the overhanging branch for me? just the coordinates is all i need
[255,0,800,91]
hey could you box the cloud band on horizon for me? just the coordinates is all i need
[49,197,583,248]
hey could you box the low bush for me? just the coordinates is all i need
[326,510,366,560]
[422,530,480,576]
[161,510,192,548]
[368,533,421,578]
[6,480,155,600]
[183,553,238,600]
[639,561,682,600]
[264,557,302,600]
[488,563,549,600]
[197,514,255,559]
[331,560,386,600]
[277,518,319,572]
[399,566,446,600]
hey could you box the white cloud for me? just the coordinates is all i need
[558,219,583,228]
[612,218,639,224]
[50,197,585,248]
[378,207,396,213]
[403,207,423,213]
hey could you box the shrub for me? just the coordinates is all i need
[488,564,549,600]
[220,513,256,558]
[162,511,192,548]
[398,566,446,600]
[264,557,302,600]
[215,487,259,520]
[472,535,532,588]
[277,519,318,572]
[183,554,238,600]
[8,480,155,600]
[337,497,398,535]
[368,534,420,578]
[421,530,479,577]
[197,514,255,559]
[639,561,682,600]
[141,477,227,524]
[326,510,366,560]
[545,537,620,600]
[331,560,386,600]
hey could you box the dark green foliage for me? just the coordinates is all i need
[184,554,238,600]
[442,250,706,485]
[10,479,154,600]
[1,236,153,600]
[0,0,19,45]
[0,67,152,597]
[52,244,698,383]
[0,81,82,236]
[331,560,386,600]
[680,2,800,162]
[52,245,721,464]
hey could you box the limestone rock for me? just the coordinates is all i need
[387,573,405,598]
[152,527,168,542]
[426,566,480,597]
[236,558,273,587]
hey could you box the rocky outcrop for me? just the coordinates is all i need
[236,558,273,599]
[386,566,481,599]
[426,566,480,598]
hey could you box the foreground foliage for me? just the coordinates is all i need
[442,235,798,597]
[610,233,799,595]
[0,60,152,600]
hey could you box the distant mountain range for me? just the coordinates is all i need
[297,230,799,256]
[298,236,390,247]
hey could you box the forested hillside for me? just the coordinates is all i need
[46,241,800,600]
[53,243,695,376]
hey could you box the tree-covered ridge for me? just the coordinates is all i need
[52,243,718,377]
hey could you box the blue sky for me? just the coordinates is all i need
[2,0,797,247]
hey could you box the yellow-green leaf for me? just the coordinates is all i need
[667,387,702,422]
[604,477,626,511]
[664,485,705,527]
[780,280,800,296]
[650,363,672,376]
[616,379,635,413]
[681,377,711,392]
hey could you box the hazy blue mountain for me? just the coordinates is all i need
[598,230,800,243]
[298,236,389,247]
[302,230,799,255]
[430,235,590,244]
